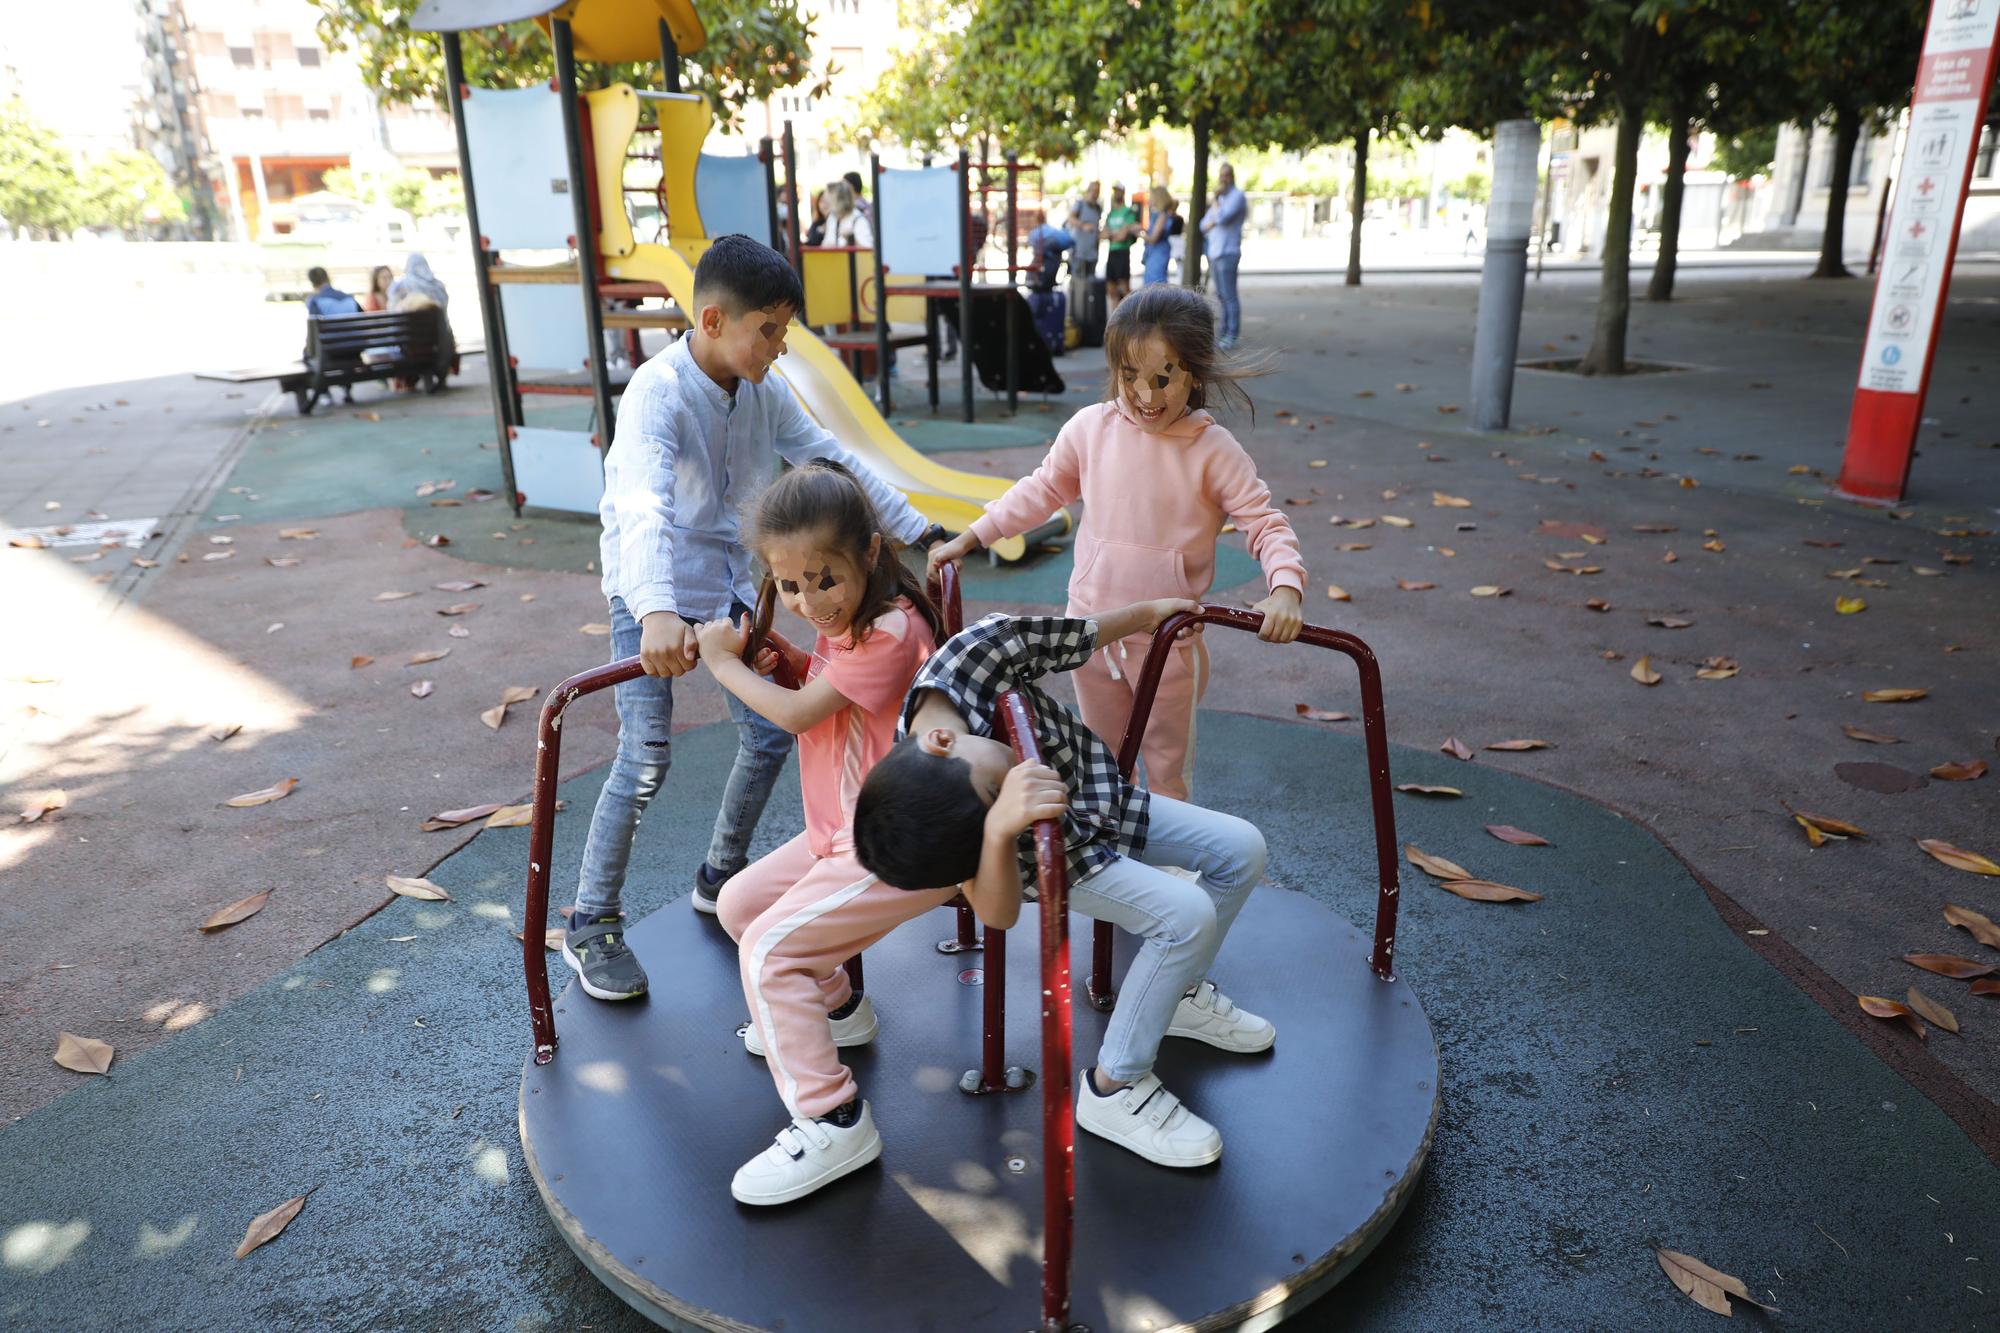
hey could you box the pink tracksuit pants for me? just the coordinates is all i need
[721,831,957,1119]
[1072,634,1208,802]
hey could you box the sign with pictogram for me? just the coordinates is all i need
[1838,0,2000,501]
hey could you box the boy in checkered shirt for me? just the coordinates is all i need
[853,600,1274,1169]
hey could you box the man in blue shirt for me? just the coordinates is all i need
[304,266,362,319]
[1027,220,1074,294]
[1199,163,1248,349]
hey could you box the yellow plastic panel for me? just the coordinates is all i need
[801,249,864,327]
[540,0,704,62]
[584,85,641,260]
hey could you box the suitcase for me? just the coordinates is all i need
[1078,275,1107,347]
[1028,289,1066,352]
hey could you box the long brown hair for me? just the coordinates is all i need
[746,460,943,645]
[1102,283,1270,424]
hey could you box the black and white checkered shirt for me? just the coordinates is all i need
[897,613,1150,899]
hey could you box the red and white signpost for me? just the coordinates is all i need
[1837,0,2000,503]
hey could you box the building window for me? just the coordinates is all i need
[298,47,321,67]
[1977,125,1998,180]
[230,46,254,66]
[242,106,264,118]
[308,108,330,121]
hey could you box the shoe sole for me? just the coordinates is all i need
[731,1133,883,1206]
[690,892,721,916]
[743,1007,879,1057]
[1165,1022,1275,1054]
[1075,1104,1222,1169]
[560,939,648,1001]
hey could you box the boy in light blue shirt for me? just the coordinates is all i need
[566,235,936,1002]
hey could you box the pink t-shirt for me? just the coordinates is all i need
[799,598,935,857]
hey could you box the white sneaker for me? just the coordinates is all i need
[730,1103,883,1206]
[1167,980,1275,1053]
[1074,1070,1222,1168]
[742,994,879,1057]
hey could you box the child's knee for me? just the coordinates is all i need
[1217,817,1267,889]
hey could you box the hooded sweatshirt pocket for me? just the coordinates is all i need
[1069,536,1195,615]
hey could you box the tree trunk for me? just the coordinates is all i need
[1186,110,1212,289]
[1579,103,1643,375]
[1646,106,1693,302]
[1346,124,1369,286]
[1812,105,1860,278]
[1780,122,1811,227]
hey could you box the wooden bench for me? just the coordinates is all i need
[196,308,482,416]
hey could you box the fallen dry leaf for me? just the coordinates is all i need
[18,789,67,823]
[1585,597,1612,612]
[1943,903,2000,950]
[434,579,484,592]
[1842,725,1900,744]
[350,655,374,669]
[1294,704,1352,722]
[1903,953,1995,980]
[1380,515,1414,528]
[210,723,243,743]
[385,874,450,901]
[1791,809,1867,846]
[1917,839,2000,876]
[1858,994,1927,1040]
[1906,986,1960,1035]
[1656,1247,1777,1316]
[408,649,451,666]
[1630,656,1662,686]
[1646,615,1694,629]
[235,1191,312,1260]
[422,803,503,831]
[1930,760,1988,782]
[1325,584,1351,602]
[265,556,301,568]
[484,803,533,828]
[1485,739,1550,751]
[439,602,480,617]
[1431,492,1471,508]
[1864,688,1927,703]
[1835,595,1867,615]
[1973,979,2000,996]
[1396,783,1462,797]
[200,890,273,932]
[1439,879,1541,903]
[1406,845,1476,881]
[278,528,319,540]
[224,778,298,808]
[9,532,47,549]
[1396,578,1436,591]
[1661,550,1678,563]
[53,1031,113,1075]
[1440,737,1474,761]
[373,591,416,602]
[1485,824,1551,846]
[1632,523,1677,533]
[579,623,612,636]
[1469,585,1510,598]
[410,680,434,698]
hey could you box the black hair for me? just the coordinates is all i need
[744,459,945,645]
[307,266,330,288]
[853,737,991,889]
[842,170,866,196]
[692,234,805,317]
[1103,282,1270,423]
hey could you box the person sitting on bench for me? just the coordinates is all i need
[303,266,363,402]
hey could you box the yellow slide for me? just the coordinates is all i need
[588,84,1037,562]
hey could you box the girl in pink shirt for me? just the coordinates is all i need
[929,284,1306,799]
[693,460,956,1207]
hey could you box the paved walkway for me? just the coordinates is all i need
[2,262,1996,1327]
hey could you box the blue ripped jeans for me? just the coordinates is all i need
[573,597,793,919]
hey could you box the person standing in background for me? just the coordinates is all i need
[1102,185,1139,310]
[1198,163,1247,349]
[1067,181,1103,333]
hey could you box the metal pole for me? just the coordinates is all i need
[782,121,802,273]
[657,19,680,93]
[1535,131,1555,281]
[996,692,1074,1332]
[441,34,520,514]
[1116,606,1402,980]
[551,19,616,455]
[873,151,891,412]
[1004,149,1018,413]
[1471,119,1540,431]
[957,148,974,423]
[760,137,781,251]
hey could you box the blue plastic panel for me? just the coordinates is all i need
[510,426,603,514]
[462,86,577,249]
[499,284,591,373]
[877,166,960,275]
[693,153,770,243]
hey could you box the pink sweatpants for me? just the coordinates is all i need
[720,832,958,1118]
[1072,635,1208,801]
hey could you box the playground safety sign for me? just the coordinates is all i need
[1838,0,2000,500]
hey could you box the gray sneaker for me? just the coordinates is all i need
[691,862,733,916]
[562,912,649,1001]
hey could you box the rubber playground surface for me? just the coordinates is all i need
[3,711,1996,1330]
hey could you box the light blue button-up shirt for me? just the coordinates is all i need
[1202,186,1247,259]
[598,334,930,624]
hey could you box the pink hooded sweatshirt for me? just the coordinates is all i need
[968,401,1306,641]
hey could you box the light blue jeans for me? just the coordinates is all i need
[1209,252,1241,341]
[573,597,793,919]
[1067,794,1266,1082]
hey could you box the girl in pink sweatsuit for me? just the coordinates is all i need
[930,284,1306,799]
[692,461,955,1207]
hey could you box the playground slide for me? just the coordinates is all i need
[605,242,1031,563]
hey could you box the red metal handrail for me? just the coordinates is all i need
[1103,606,1402,986]
[994,690,1075,1333]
